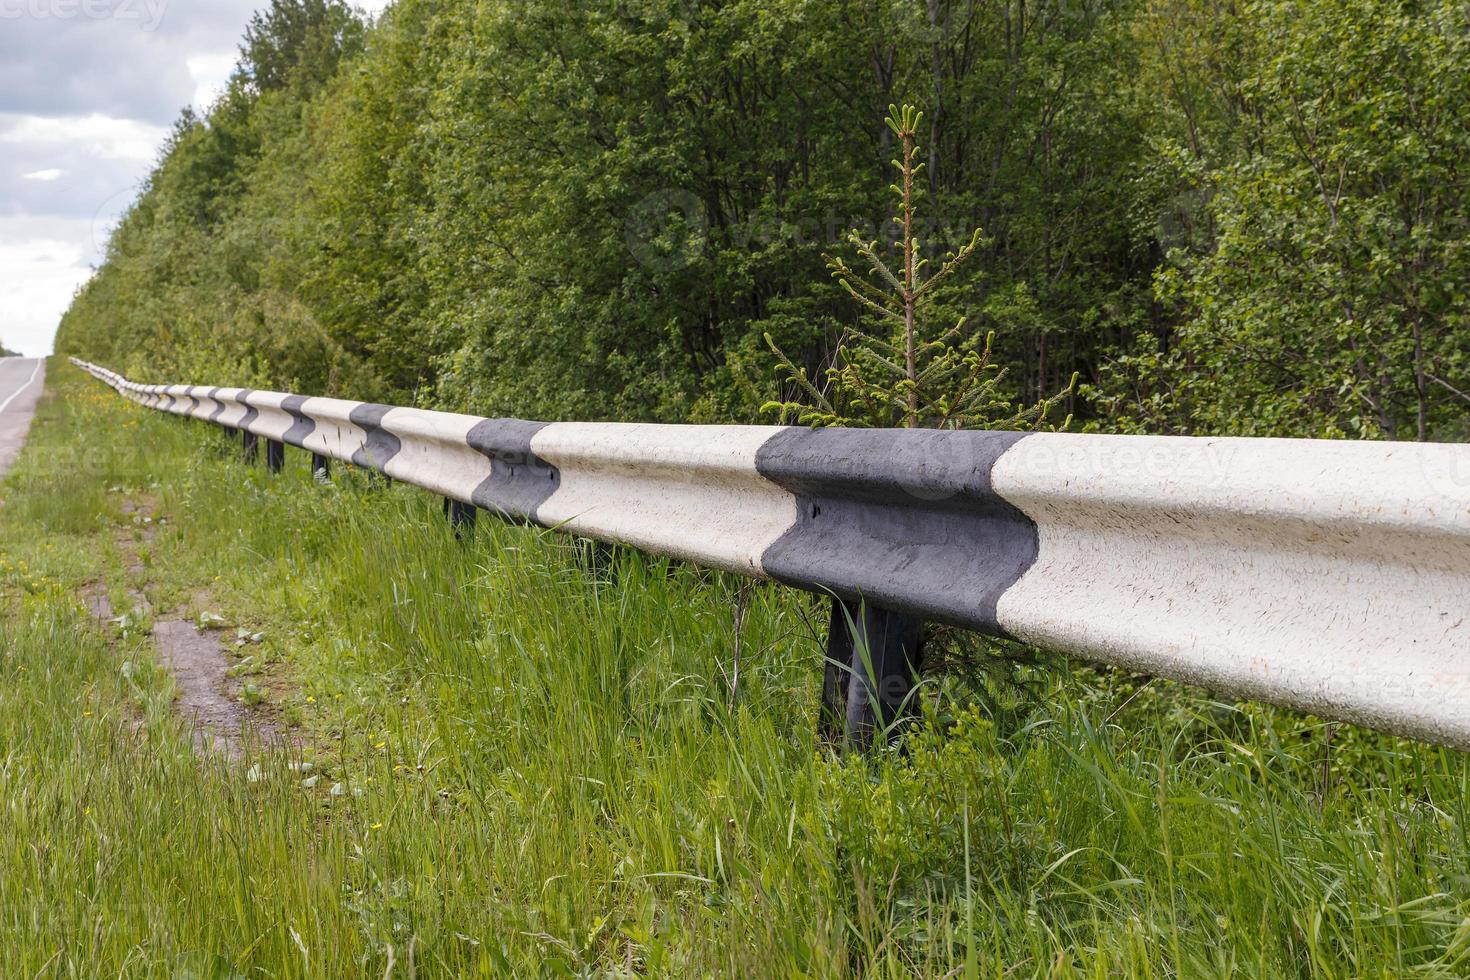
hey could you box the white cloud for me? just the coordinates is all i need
[0,1,401,355]
[0,113,168,163]
[187,51,237,112]
[0,218,95,356]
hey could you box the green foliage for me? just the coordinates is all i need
[1093,0,1470,441]
[240,0,366,96]
[52,0,1470,436]
[57,0,1152,425]
[0,343,18,358]
[765,104,1075,432]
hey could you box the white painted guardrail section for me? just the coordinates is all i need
[992,436,1470,748]
[72,358,1470,749]
[531,423,798,575]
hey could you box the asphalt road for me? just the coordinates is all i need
[0,357,45,478]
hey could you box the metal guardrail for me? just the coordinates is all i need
[72,358,1470,750]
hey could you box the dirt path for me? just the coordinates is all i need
[99,497,288,758]
[0,357,45,479]
[153,619,279,756]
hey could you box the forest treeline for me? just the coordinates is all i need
[56,0,1470,440]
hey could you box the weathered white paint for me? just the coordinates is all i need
[378,407,493,503]
[211,388,253,429]
[297,396,375,464]
[240,390,296,442]
[532,422,797,575]
[994,434,1470,748]
[164,384,196,417]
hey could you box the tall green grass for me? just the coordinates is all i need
[2,360,1469,976]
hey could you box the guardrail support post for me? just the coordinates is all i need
[442,497,477,536]
[242,431,258,465]
[822,598,924,750]
[311,453,330,480]
[577,539,619,584]
[266,439,285,474]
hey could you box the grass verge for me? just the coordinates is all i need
[2,359,1469,977]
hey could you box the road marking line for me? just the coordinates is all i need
[0,359,43,416]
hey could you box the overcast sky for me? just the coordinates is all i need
[0,0,390,357]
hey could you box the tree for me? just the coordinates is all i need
[1100,0,1470,442]
[58,0,1155,426]
[240,0,365,96]
[765,104,1075,432]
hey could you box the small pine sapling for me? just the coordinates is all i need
[764,104,1076,431]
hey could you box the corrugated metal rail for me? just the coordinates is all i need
[71,358,1470,749]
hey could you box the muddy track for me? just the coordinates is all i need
[95,497,292,758]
